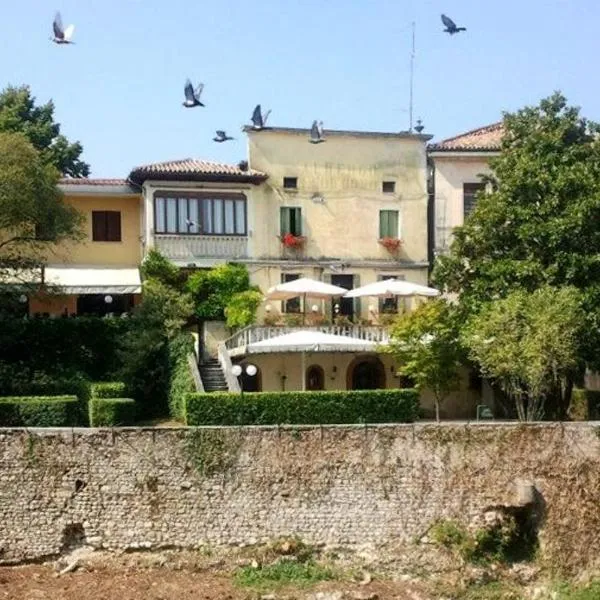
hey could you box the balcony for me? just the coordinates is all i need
[154,234,248,263]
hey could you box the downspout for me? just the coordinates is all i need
[426,156,435,278]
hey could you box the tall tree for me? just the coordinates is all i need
[434,93,600,383]
[0,85,90,178]
[0,132,84,276]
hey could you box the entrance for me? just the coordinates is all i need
[347,356,386,390]
[306,365,325,391]
[331,274,354,321]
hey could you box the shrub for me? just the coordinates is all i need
[224,289,263,329]
[91,382,127,399]
[0,395,79,426]
[569,388,600,420]
[185,389,419,425]
[167,332,196,421]
[89,398,137,426]
[141,249,184,289]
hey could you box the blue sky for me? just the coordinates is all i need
[2,0,599,176]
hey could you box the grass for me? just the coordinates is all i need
[555,581,600,600]
[234,559,336,590]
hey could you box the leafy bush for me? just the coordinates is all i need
[225,289,263,329]
[0,395,79,426]
[89,398,137,427]
[141,249,184,289]
[185,389,419,425]
[91,382,127,399]
[167,332,196,421]
[569,388,600,420]
[186,263,251,320]
[0,317,130,381]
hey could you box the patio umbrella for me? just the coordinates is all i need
[266,277,348,323]
[344,278,440,299]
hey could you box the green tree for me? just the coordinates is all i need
[463,287,584,421]
[141,249,184,290]
[0,85,90,177]
[224,289,263,329]
[387,299,463,421]
[0,132,83,277]
[434,93,600,408]
[186,263,252,321]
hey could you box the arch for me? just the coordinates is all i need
[240,363,262,392]
[346,355,386,390]
[305,364,325,391]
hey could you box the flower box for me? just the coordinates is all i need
[281,233,306,249]
[378,237,402,252]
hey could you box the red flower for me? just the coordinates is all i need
[378,237,402,252]
[281,234,306,248]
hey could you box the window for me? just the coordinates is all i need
[282,273,301,313]
[463,183,485,218]
[280,207,302,236]
[92,211,121,242]
[378,274,405,314]
[382,181,396,193]
[283,177,298,190]
[153,194,247,235]
[379,210,399,239]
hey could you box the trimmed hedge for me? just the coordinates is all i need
[91,382,127,399]
[185,389,420,426]
[89,398,137,427]
[167,333,196,421]
[0,395,79,427]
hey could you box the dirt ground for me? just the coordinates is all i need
[0,553,429,600]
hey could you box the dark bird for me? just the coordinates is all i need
[251,104,271,130]
[51,11,75,44]
[183,80,204,108]
[309,120,325,144]
[441,14,466,35]
[213,130,235,143]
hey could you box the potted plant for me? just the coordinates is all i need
[378,236,402,253]
[281,233,306,249]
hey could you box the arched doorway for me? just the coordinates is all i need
[240,364,262,392]
[346,356,386,390]
[306,365,325,391]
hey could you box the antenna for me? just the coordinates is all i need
[409,21,416,132]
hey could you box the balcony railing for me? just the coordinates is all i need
[224,325,390,353]
[154,234,248,261]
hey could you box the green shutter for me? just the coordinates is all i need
[353,274,361,321]
[292,208,302,235]
[379,211,387,238]
[380,210,399,238]
[280,207,290,236]
[390,211,399,238]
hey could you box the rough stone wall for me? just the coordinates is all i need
[0,423,599,571]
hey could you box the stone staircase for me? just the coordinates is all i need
[199,358,229,393]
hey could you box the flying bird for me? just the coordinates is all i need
[183,80,204,108]
[441,14,466,35]
[251,104,271,130]
[51,12,75,44]
[213,130,234,143]
[309,121,325,144]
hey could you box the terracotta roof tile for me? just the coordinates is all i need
[429,122,504,152]
[128,158,267,185]
[59,178,129,185]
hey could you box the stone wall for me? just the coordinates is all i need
[0,423,599,572]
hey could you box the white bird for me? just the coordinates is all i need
[183,80,204,108]
[213,130,235,143]
[309,120,325,144]
[185,219,200,230]
[51,12,75,44]
[251,104,271,130]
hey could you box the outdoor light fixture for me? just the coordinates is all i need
[265,304,272,313]
[245,364,258,377]
[232,364,258,398]
[18,295,27,304]
[311,305,319,313]
[231,365,242,377]
[104,295,113,304]
[368,305,375,313]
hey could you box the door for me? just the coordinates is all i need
[331,274,354,321]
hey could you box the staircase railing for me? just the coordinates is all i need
[187,353,204,393]
[217,342,241,393]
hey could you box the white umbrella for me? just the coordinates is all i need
[266,277,348,324]
[344,278,440,299]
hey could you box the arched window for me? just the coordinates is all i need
[306,365,325,391]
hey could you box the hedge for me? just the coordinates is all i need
[89,398,137,427]
[569,388,600,421]
[91,382,127,399]
[0,396,80,427]
[167,333,196,421]
[185,389,420,426]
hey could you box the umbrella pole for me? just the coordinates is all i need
[303,292,307,325]
[301,351,306,391]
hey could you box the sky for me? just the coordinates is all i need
[2,0,599,177]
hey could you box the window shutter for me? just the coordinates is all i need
[280,207,290,236]
[352,274,361,320]
[107,212,122,242]
[92,212,106,241]
[293,208,302,235]
[379,211,386,238]
[390,211,399,238]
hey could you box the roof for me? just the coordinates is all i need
[58,178,138,195]
[429,122,504,152]
[128,158,267,185]
[59,178,129,186]
[244,126,433,141]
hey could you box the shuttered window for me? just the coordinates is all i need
[282,273,301,313]
[92,211,121,242]
[280,207,302,236]
[463,183,485,218]
[379,210,399,238]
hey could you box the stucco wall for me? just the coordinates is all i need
[0,424,599,574]
[433,155,493,252]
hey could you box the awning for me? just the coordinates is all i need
[44,267,142,294]
[245,330,378,354]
